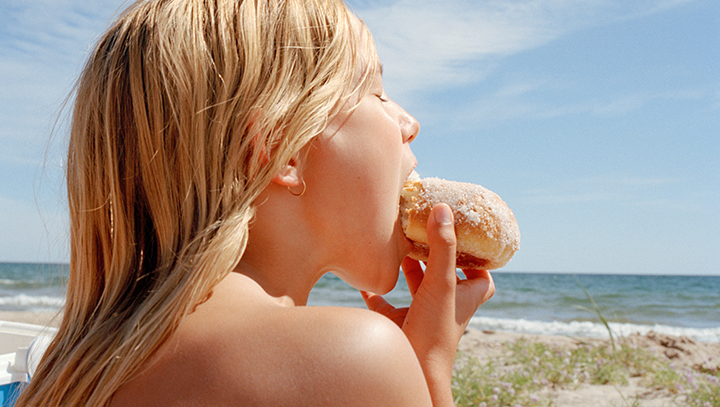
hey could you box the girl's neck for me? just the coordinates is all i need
[233,249,325,307]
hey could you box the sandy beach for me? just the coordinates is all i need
[2,311,718,406]
[458,328,720,407]
[0,311,61,328]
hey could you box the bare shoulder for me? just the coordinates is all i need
[220,305,434,406]
[111,281,432,406]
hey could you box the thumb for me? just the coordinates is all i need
[423,203,458,291]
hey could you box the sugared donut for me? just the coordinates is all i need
[399,172,520,270]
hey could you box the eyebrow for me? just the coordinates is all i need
[378,63,384,76]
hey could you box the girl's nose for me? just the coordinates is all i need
[399,108,420,143]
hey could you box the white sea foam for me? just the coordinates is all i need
[470,316,720,343]
[0,294,65,310]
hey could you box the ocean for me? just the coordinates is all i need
[2,262,719,342]
[310,271,720,342]
[0,263,66,313]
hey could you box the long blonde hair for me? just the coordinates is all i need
[18,0,378,405]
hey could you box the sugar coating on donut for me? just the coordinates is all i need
[399,173,520,270]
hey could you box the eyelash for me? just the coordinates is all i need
[377,95,389,102]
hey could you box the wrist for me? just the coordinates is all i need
[417,352,456,407]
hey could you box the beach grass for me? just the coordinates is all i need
[451,337,720,407]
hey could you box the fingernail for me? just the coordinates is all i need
[435,204,453,226]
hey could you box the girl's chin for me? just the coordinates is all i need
[329,260,399,295]
[372,269,401,295]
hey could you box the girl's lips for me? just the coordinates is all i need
[399,168,419,197]
[406,167,419,183]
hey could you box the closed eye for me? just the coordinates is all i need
[377,94,389,103]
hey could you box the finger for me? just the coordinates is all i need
[458,269,495,307]
[386,307,409,328]
[361,291,396,315]
[423,203,458,292]
[361,291,409,328]
[401,257,424,297]
[461,268,489,281]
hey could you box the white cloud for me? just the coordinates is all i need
[354,0,699,95]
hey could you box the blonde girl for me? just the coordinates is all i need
[17,0,494,405]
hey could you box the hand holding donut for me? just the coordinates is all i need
[363,173,519,406]
[363,204,495,407]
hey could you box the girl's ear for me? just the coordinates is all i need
[271,158,303,188]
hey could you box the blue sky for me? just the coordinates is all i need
[1,0,718,275]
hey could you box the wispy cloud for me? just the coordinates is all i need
[441,83,714,128]
[523,174,687,207]
[354,0,698,95]
[0,0,123,262]
[0,1,126,154]
[1,1,125,64]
